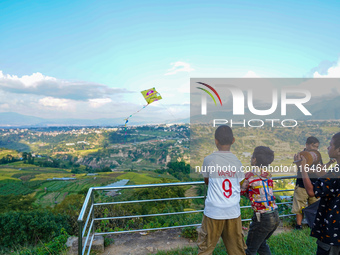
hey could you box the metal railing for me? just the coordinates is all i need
[77,176,296,255]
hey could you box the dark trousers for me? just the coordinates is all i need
[246,210,280,255]
[316,240,340,255]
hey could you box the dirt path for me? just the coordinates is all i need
[100,229,196,255]
[100,224,291,255]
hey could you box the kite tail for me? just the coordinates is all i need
[124,104,149,143]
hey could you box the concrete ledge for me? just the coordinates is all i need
[67,235,104,254]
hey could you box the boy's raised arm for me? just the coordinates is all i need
[295,154,315,196]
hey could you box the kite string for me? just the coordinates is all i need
[159,102,177,120]
[124,104,149,142]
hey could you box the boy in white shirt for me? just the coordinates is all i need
[198,125,246,255]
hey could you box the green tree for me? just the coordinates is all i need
[0,194,37,213]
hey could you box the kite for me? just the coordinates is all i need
[124,87,162,140]
[140,87,162,104]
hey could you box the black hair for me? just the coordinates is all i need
[306,136,319,145]
[332,132,340,150]
[215,125,233,145]
[253,146,274,167]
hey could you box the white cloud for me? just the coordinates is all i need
[39,97,73,110]
[243,71,260,78]
[313,59,340,77]
[165,61,194,75]
[0,71,56,87]
[0,70,129,100]
[89,98,112,108]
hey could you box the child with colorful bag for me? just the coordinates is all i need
[241,146,280,255]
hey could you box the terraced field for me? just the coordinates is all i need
[0,163,128,207]
[0,161,181,207]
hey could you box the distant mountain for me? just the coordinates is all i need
[0,112,190,127]
[191,96,340,123]
[306,96,340,120]
[0,112,123,127]
[0,112,45,126]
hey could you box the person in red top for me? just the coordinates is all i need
[241,146,279,255]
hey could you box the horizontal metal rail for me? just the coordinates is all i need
[241,201,292,209]
[77,176,297,255]
[93,196,205,206]
[95,210,204,221]
[95,224,202,236]
[91,181,205,192]
[242,213,296,222]
[273,189,294,193]
[78,178,295,221]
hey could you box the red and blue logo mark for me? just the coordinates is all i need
[196,82,222,106]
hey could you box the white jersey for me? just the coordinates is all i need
[202,151,244,220]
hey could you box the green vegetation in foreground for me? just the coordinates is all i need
[154,228,317,255]
[1,228,70,255]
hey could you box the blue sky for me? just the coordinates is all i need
[0,0,339,123]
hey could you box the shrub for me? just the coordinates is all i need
[181,227,198,241]
[12,228,70,255]
[0,210,71,248]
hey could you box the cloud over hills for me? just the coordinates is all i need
[0,71,135,119]
[0,71,129,100]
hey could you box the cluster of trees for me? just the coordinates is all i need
[155,161,192,182]
[0,194,37,213]
[22,152,34,164]
[0,154,18,164]
[0,210,71,249]
[0,151,43,166]
[0,191,84,253]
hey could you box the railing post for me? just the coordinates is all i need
[78,220,83,255]
[91,190,95,237]
[204,182,207,201]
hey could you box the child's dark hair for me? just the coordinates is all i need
[306,136,319,145]
[253,146,274,167]
[215,125,233,145]
[332,132,340,150]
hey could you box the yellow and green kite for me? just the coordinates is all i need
[124,88,162,138]
[140,87,162,104]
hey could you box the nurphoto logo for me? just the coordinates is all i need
[192,79,313,128]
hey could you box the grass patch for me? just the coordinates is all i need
[70,148,100,157]
[0,167,22,181]
[116,172,163,184]
[267,228,316,255]
[0,149,19,158]
[0,164,123,206]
